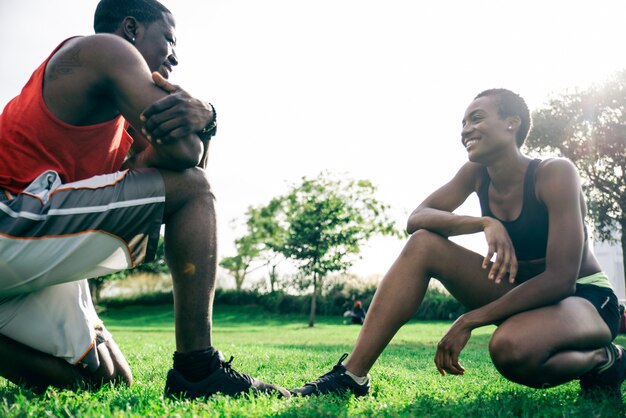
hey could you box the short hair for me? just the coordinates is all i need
[474,88,531,147]
[94,0,171,34]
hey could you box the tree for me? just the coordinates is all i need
[275,172,402,327]
[245,199,288,293]
[220,200,287,291]
[219,234,261,291]
[526,70,626,286]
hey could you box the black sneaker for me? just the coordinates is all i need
[580,344,626,399]
[290,353,370,397]
[164,351,290,399]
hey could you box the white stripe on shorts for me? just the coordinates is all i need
[0,196,165,221]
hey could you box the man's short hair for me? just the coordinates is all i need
[94,0,171,34]
[474,88,531,147]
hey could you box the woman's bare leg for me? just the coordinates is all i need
[345,230,515,376]
[489,297,611,388]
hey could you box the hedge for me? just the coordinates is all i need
[101,286,465,321]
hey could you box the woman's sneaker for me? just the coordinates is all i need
[290,353,370,397]
[580,343,626,399]
[164,351,290,399]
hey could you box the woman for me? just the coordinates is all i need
[291,89,623,398]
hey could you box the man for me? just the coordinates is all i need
[0,0,289,399]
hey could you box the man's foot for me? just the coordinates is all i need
[580,343,626,399]
[290,353,370,397]
[164,351,290,399]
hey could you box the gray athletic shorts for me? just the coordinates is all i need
[0,169,165,369]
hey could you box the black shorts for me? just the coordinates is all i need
[575,284,621,340]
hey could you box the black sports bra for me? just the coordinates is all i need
[477,159,549,261]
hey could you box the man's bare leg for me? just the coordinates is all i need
[161,168,217,352]
[159,168,289,398]
[0,334,131,392]
[0,333,84,392]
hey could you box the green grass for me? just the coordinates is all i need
[1,304,624,417]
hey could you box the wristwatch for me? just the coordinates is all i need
[198,103,217,141]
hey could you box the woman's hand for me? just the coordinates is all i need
[482,217,518,284]
[434,316,472,376]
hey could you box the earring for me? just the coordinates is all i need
[131,37,135,43]
[507,126,512,130]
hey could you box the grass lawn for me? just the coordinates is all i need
[1,303,624,417]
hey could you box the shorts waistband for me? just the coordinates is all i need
[577,272,613,290]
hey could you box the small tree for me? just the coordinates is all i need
[276,172,402,327]
[526,71,626,286]
[245,199,288,292]
[219,235,261,290]
[220,200,287,291]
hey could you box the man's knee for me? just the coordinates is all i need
[162,168,215,209]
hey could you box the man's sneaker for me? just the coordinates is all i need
[164,351,290,400]
[290,353,370,397]
[580,343,626,399]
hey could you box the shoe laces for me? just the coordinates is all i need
[305,353,349,389]
[220,356,253,385]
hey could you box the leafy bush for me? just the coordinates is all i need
[101,290,173,308]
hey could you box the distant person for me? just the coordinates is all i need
[291,89,623,399]
[0,0,288,399]
[343,301,367,325]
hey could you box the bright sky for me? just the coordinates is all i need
[2,0,626,285]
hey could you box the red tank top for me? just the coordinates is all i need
[0,38,133,194]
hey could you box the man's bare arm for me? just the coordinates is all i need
[72,34,204,170]
[142,72,216,145]
[140,73,213,170]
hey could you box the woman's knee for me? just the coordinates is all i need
[489,328,539,381]
[401,229,445,260]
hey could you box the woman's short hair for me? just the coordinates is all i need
[94,0,171,34]
[474,88,531,147]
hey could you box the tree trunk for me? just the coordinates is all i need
[235,272,246,291]
[308,272,318,327]
[269,264,277,293]
[87,280,100,306]
[621,218,626,297]
[88,279,102,305]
